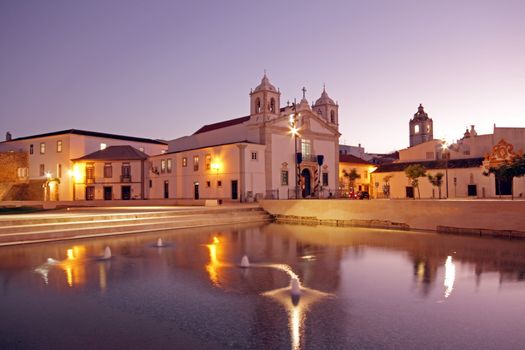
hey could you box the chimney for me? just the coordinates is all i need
[5,132,12,141]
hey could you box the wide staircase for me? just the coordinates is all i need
[0,207,272,246]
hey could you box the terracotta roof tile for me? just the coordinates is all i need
[72,145,149,161]
[193,116,250,135]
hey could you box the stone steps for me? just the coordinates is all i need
[0,207,272,246]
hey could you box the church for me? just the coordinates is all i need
[371,104,525,199]
[148,74,341,201]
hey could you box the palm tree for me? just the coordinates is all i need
[342,168,361,197]
[404,164,426,199]
[427,172,444,199]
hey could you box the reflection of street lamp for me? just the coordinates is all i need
[289,106,301,199]
[211,162,220,200]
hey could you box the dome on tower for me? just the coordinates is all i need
[254,73,277,92]
[314,86,336,106]
[413,104,429,121]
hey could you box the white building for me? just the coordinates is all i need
[149,74,341,201]
[372,106,525,199]
[0,129,167,201]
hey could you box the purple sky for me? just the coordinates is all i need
[1,0,524,153]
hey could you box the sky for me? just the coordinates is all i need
[1,0,524,153]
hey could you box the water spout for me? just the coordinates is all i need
[102,246,112,260]
[290,277,301,296]
[240,255,250,268]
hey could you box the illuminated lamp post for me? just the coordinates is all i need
[289,108,301,199]
[442,141,450,199]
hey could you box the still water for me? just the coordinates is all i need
[1,223,525,350]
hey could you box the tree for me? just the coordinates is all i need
[483,155,525,199]
[427,172,444,199]
[342,168,361,196]
[382,175,394,198]
[404,164,426,199]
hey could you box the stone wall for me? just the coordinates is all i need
[0,151,27,182]
[260,199,525,238]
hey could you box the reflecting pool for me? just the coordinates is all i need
[1,223,525,349]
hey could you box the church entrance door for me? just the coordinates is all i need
[301,168,311,198]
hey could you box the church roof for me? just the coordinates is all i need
[374,157,484,173]
[253,73,277,92]
[339,154,371,165]
[314,87,336,106]
[72,145,149,161]
[193,115,250,135]
[4,129,166,145]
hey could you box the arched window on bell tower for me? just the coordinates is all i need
[330,110,335,124]
[255,98,261,114]
[270,98,275,113]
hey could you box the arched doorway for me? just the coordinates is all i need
[301,168,311,198]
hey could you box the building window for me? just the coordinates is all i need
[205,154,211,170]
[29,144,34,155]
[251,151,258,160]
[167,159,172,173]
[255,97,261,113]
[17,167,28,179]
[161,159,166,173]
[40,142,46,154]
[86,163,95,180]
[322,173,329,186]
[270,98,276,113]
[330,110,335,123]
[301,139,312,157]
[182,157,187,167]
[121,163,131,178]
[281,170,289,185]
[193,156,199,171]
[100,143,107,150]
[414,125,420,134]
[56,140,62,153]
[57,164,62,178]
[217,180,222,187]
[104,163,112,178]
[149,179,152,188]
[206,181,211,188]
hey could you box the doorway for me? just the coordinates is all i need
[194,182,199,200]
[405,186,414,198]
[164,181,169,199]
[301,168,311,198]
[231,180,238,200]
[103,186,112,200]
[85,186,95,200]
[121,186,131,200]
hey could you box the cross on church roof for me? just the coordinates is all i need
[302,86,307,99]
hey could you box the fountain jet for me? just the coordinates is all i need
[290,277,301,296]
[156,238,165,247]
[240,255,250,268]
[102,246,112,260]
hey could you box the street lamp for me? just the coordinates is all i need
[442,141,450,199]
[289,106,301,199]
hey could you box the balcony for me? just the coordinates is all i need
[301,153,318,163]
[86,177,95,184]
[120,175,131,183]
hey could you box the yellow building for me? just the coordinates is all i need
[338,154,377,198]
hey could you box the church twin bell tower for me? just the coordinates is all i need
[409,104,433,147]
[249,73,339,127]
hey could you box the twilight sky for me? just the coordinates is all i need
[1,0,524,153]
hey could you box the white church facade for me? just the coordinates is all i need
[148,74,341,201]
